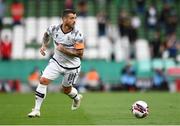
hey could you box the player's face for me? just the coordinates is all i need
[64,13,77,28]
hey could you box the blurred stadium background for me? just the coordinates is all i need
[0,0,180,93]
[0,0,180,125]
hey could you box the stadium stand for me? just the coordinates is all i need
[12,25,24,59]
[152,58,164,70]
[135,39,151,60]
[0,0,180,90]
[37,17,49,44]
[98,36,112,60]
[25,17,36,44]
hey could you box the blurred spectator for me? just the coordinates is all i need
[159,3,171,27]
[0,35,12,60]
[96,0,112,15]
[131,12,141,30]
[0,0,5,31]
[120,63,137,91]
[135,0,146,13]
[145,5,158,30]
[85,69,104,91]
[28,67,40,91]
[97,11,108,36]
[74,72,87,93]
[150,31,164,58]
[152,69,168,90]
[118,9,130,37]
[77,0,88,17]
[159,3,177,35]
[136,78,152,91]
[164,33,180,58]
[9,79,21,92]
[65,0,74,9]
[129,12,141,58]
[163,0,174,4]
[129,11,140,43]
[0,80,10,92]
[10,0,24,25]
[128,26,137,43]
[165,9,178,35]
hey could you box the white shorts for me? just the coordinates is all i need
[42,59,81,87]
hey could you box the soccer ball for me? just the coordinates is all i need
[131,100,149,118]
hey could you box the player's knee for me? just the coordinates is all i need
[39,77,51,85]
[63,86,72,94]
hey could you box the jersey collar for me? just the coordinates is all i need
[60,24,74,34]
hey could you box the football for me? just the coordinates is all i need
[131,100,149,118]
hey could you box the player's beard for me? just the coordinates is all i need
[68,22,75,29]
[69,25,74,29]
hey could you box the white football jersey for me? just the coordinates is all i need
[46,24,84,69]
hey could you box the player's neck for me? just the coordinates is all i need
[61,24,73,34]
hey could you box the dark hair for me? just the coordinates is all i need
[62,9,76,18]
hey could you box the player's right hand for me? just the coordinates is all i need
[40,46,46,56]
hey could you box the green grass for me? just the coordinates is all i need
[0,92,180,125]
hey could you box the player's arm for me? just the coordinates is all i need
[42,32,50,47]
[57,42,84,58]
[40,32,51,56]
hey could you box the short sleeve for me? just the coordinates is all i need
[74,32,84,42]
[74,32,84,49]
[46,25,55,36]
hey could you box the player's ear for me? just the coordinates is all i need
[62,16,66,22]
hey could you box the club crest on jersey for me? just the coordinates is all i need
[67,36,70,40]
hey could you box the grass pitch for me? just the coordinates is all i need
[0,92,180,125]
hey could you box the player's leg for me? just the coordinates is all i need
[28,77,51,117]
[62,68,82,110]
[35,77,50,112]
[28,59,60,117]
[63,85,82,110]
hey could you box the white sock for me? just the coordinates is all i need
[34,84,47,111]
[68,87,80,101]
